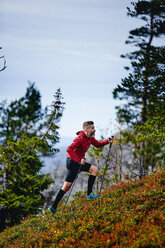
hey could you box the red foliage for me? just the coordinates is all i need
[0,171,164,247]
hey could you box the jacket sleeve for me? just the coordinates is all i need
[91,138,109,147]
[66,136,82,163]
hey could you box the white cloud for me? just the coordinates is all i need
[1,34,119,54]
[0,0,91,20]
[0,0,130,23]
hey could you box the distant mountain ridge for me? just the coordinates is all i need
[41,136,73,173]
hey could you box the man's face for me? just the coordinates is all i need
[87,125,95,137]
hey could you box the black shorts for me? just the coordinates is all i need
[65,158,91,183]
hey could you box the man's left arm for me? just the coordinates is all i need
[92,137,114,147]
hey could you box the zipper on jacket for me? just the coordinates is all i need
[87,138,90,149]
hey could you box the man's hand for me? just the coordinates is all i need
[80,159,86,165]
[108,136,115,143]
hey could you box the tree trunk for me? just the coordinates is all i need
[3,167,8,190]
[139,11,154,177]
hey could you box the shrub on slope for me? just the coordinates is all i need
[0,171,164,248]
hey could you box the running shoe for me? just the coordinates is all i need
[48,206,56,214]
[86,192,101,200]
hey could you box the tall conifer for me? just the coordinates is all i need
[113,0,165,177]
[0,86,65,231]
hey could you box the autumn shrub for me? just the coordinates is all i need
[0,170,164,248]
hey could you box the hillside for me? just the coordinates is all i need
[0,171,164,248]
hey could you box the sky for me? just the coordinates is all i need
[0,0,141,142]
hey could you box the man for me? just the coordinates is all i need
[49,121,114,214]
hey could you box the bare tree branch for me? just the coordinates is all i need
[124,163,140,178]
[0,47,7,72]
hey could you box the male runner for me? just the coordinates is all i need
[49,121,113,214]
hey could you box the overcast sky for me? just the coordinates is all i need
[0,0,142,141]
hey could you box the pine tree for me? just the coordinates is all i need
[0,82,44,190]
[0,136,52,231]
[0,87,65,231]
[0,81,43,145]
[113,0,165,178]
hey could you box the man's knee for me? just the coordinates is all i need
[62,182,72,192]
[89,165,98,176]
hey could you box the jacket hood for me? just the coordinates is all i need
[76,130,86,136]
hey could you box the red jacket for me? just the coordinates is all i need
[66,131,109,163]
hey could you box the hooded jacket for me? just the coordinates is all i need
[66,131,109,163]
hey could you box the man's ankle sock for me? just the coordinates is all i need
[87,175,96,196]
[52,189,66,209]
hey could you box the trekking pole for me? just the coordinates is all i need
[63,164,82,210]
[99,136,114,194]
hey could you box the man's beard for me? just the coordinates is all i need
[90,132,95,138]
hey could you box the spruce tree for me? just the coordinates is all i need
[0,87,65,231]
[0,82,44,190]
[113,0,165,177]
[0,81,43,145]
[0,136,52,231]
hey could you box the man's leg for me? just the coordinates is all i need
[49,158,78,214]
[51,182,72,211]
[87,165,98,196]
